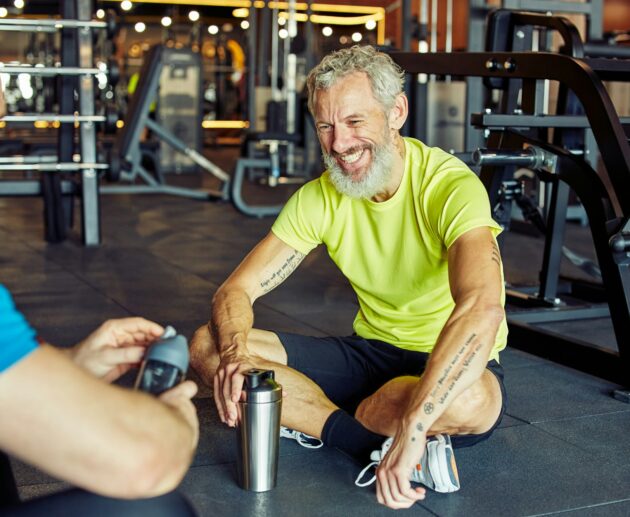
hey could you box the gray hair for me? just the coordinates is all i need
[306,45,405,116]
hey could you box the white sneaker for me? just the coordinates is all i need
[355,434,460,493]
[280,426,324,449]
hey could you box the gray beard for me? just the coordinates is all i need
[323,140,395,200]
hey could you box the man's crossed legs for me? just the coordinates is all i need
[190,327,506,490]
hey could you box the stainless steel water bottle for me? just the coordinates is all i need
[236,369,282,492]
[134,333,189,395]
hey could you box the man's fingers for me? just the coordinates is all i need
[101,345,145,367]
[214,370,227,423]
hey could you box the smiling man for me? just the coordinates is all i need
[191,45,508,510]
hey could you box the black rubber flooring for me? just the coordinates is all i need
[1,169,630,516]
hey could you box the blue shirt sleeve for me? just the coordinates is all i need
[0,285,38,373]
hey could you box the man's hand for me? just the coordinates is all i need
[376,424,427,509]
[159,380,200,449]
[213,348,255,427]
[67,317,164,382]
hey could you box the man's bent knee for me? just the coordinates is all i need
[190,325,220,381]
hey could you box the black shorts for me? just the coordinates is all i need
[275,332,507,449]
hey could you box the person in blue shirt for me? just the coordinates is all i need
[0,284,199,516]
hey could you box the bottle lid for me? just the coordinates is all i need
[242,369,282,403]
[145,334,189,374]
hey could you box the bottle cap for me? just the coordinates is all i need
[242,369,282,403]
[145,334,189,374]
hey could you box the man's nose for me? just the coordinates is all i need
[331,125,354,155]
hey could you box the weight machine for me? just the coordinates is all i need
[101,45,229,200]
[392,15,630,394]
[231,0,315,217]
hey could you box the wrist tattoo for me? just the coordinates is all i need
[423,402,434,414]
[416,422,424,432]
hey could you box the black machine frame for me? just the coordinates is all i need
[392,49,630,390]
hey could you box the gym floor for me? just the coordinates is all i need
[2,155,630,516]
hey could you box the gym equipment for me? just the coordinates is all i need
[101,45,228,200]
[0,0,107,246]
[391,19,630,391]
[232,0,311,217]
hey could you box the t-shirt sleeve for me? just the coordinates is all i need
[425,161,502,249]
[271,179,326,255]
[0,285,38,373]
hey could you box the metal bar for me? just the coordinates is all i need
[0,163,108,171]
[513,1,598,15]
[0,66,100,76]
[145,118,229,182]
[0,18,107,29]
[538,180,570,302]
[0,25,56,33]
[2,115,105,123]
[0,180,77,196]
[509,305,610,324]
[77,0,101,246]
[507,320,625,385]
[0,156,57,164]
[471,113,630,129]
[391,51,630,215]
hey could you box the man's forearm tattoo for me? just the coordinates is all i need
[426,333,486,407]
[491,240,501,266]
[260,251,304,293]
[412,422,424,442]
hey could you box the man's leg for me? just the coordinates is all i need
[190,325,338,438]
[354,365,505,442]
[190,328,387,463]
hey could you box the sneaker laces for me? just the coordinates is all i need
[280,426,324,449]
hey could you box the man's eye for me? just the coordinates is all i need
[349,120,362,126]
[318,125,332,132]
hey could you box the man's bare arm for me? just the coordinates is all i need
[0,345,198,499]
[405,227,504,430]
[211,231,305,357]
[375,226,505,508]
[200,232,305,426]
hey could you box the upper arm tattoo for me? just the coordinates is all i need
[491,239,501,266]
[259,251,305,294]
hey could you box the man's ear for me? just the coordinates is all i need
[388,93,408,131]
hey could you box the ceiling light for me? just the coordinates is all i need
[96,9,105,19]
[279,28,288,39]
[322,26,332,37]
[351,32,362,42]
[188,10,200,22]
[120,1,132,12]
[134,22,146,33]
[365,19,376,30]
[208,25,219,35]
[161,16,172,27]
[14,0,24,9]
[240,20,249,30]
[0,8,8,17]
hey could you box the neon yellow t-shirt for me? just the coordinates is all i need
[271,137,508,361]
